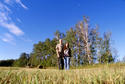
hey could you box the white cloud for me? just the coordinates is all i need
[4,0,28,10]
[0,0,30,44]
[2,33,14,43]
[16,0,28,9]
[0,2,11,12]
[0,1,24,36]
[1,22,24,36]
[17,18,22,23]
[1,33,16,45]
[0,12,9,21]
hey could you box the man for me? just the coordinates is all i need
[56,39,64,70]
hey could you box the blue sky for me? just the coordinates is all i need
[0,0,125,60]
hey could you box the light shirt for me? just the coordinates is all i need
[56,44,63,53]
[64,49,69,56]
[56,43,63,57]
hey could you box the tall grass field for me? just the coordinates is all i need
[0,64,125,84]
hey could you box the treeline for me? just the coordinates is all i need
[0,59,15,66]
[0,16,118,67]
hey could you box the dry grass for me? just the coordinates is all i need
[0,64,125,84]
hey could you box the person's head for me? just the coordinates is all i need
[65,42,69,48]
[59,39,63,44]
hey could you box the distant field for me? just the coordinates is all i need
[0,64,125,84]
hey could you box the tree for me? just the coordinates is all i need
[31,41,47,67]
[122,56,125,63]
[75,16,92,64]
[29,38,58,67]
[19,16,117,68]
[49,38,58,66]
[54,30,65,40]
[13,53,29,67]
[0,59,15,67]
[89,27,99,63]
[64,28,78,66]
[98,32,114,63]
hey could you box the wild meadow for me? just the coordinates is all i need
[0,17,119,84]
[0,63,125,84]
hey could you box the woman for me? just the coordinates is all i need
[64,43,71,70]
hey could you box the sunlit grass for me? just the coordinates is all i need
[0,64,125,84]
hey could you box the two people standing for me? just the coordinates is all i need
[56,39,71,70]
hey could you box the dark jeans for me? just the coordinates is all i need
[58,57,64,70]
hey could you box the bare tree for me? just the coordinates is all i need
[76,16,92,64]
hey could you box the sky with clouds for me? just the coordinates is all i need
[0,0,27,43]
[0,0,125,60]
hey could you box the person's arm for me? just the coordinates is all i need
[56,45,59,58]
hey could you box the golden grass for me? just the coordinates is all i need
[0,64,125,84]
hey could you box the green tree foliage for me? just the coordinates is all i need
[29,38,57,67]
[54,30,65,40]
[64,28,78,66]
[89,27,99,63]
[13,16,116,67]
[0,59,15,66]
[13,53,29,67]
[98,32,114,63]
